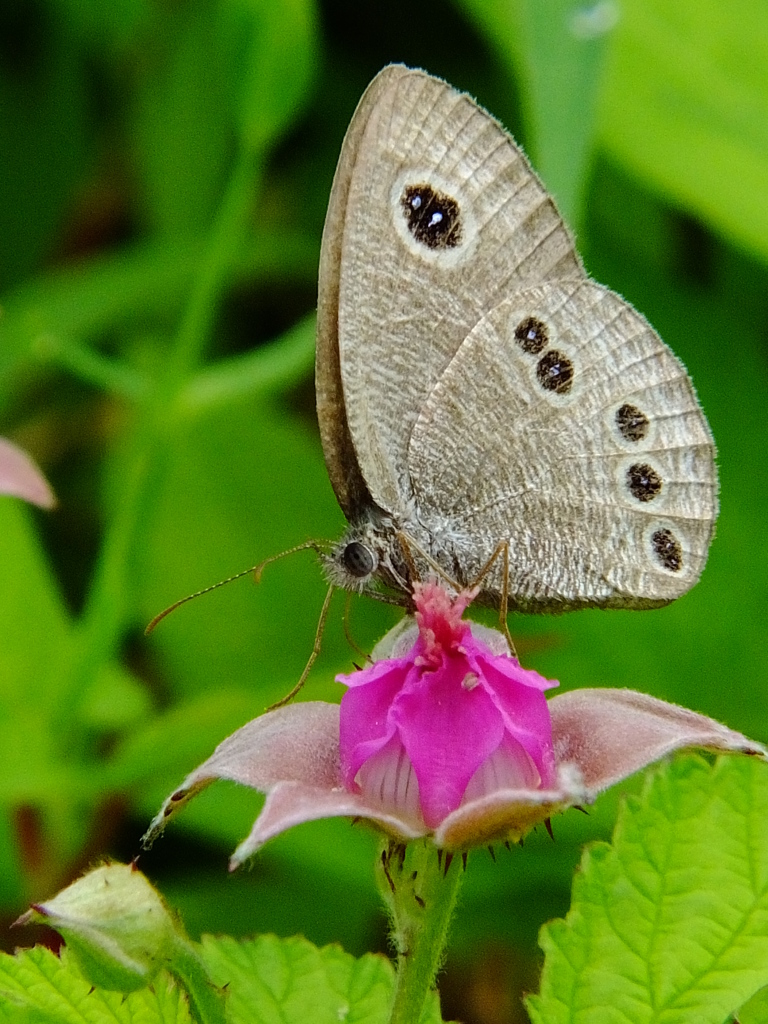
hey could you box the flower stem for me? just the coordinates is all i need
[168,933,228,1024]
[378,840,465,1024]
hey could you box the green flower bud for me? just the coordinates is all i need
[22,862,177,992]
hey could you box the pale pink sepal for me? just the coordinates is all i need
[434,688,766,848]
[549,688,766,791]
[230,782,425,869]
[142,703,424,868]
[144,690,766,857]
[0,437,56,508]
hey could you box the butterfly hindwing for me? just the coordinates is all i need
[407,282,717,609]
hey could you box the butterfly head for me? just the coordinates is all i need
[322,512,411,601]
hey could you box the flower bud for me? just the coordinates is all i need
[21,862,176,992]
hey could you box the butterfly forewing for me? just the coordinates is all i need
[317,64,580,521]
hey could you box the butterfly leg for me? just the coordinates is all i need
[396,529,467,594]
[343,590,373,663]
[395,529,423,587]
[499,542,517,660]
[466,541,517,659]
[266,583,334,710]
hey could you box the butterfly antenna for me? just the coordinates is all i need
[267,583,335,710]
[144,540,328,635]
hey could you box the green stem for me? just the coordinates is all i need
[53,145,260,728]
[379,841,465,1024]
[167,147,259,384]
[169,934,228,1024]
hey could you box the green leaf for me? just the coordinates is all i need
[0,945,191,1023]
[0,501,70,712]
[200,934,444,1024]
[453,0,613,225]
[738,984,768,1024]
[131,1,236,236]
[0,229,318,408]
[600,0,768,262]
[515,0,614,225]
[0,5,90,288]
[227,0,318,157]
[0,936,445,1024]
[527,755,768,1024]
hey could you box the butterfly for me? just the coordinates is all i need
[315,64,718,616]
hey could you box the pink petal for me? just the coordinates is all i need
[394,656,505,827]
[549,688,767,792]
[435,689,767,850]
[0,438,55,508]
[463,735,543,801]
[338,659,410,786]
[476,655,557,787]
[355,735,424,827]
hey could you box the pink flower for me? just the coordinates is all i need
[144,583,767,866]
[339,582,557,829]
[0,437,55,508]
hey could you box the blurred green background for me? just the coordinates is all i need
[1,0,767,1021]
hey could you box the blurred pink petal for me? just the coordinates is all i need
[0,437,56,508]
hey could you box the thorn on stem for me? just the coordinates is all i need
[381,849,395,893]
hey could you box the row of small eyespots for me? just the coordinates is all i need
[514,315,574,394]
[514,316,680,572]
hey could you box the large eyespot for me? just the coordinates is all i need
[400,184,462,249]
[342,541,376,578]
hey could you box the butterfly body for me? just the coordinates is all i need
[316,66,718,613]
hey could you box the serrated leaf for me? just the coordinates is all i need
[527,755,768,1024]
[201,934,392,1024]
[200,934,444,1023]
[738,984,768,1024]
[0,945,191,1023]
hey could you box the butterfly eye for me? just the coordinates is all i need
[342,541,377,578]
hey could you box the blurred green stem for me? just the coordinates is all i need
[168,149,260,383]
[378,841,464,1024]
[54,147,261,726]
